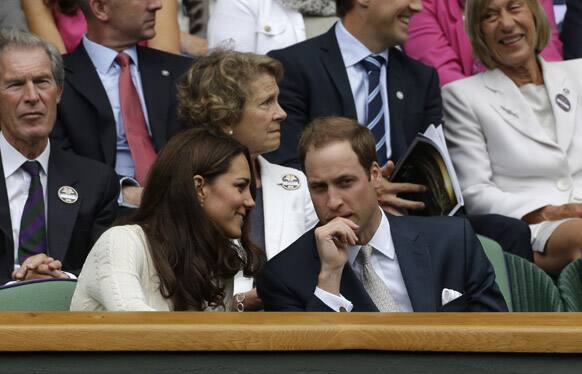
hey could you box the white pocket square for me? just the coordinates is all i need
[441,288,463,306]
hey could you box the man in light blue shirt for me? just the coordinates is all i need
[52,0,191,208]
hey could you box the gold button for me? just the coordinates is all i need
[264,25,272,33]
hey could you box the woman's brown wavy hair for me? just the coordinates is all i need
[127,128,264,310]
[177,49,283,131]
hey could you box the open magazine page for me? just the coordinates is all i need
[422,125,465,208]
[390,125,464,216]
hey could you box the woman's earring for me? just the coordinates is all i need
[226,128,234,135]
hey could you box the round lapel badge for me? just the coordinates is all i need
[278,174,301,191]
[58,186,79,204]
[556,94,571,112]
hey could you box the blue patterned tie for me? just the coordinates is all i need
[18,161,48,264]
[360,55,388,166]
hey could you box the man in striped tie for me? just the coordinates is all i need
[0,29,119,283]
[264,0,534,261]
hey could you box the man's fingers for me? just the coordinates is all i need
[330,226,358,246]
[20,254,51,271]
[380,205,403,216]
[380,195,426,210]
[381,160,395,178]
[12,266,27,280]
[47,260,62,271]
[378,181,427,195]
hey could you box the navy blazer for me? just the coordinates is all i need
[257,215,507,312]
[51,43,192,170]
[0,144,119,283]
[263,25,443,169]
[562,0,582,60]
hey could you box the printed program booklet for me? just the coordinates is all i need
[390,124,464,216]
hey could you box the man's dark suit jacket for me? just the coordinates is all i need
[0,144,119,283]
[264,25,442,169]
[51,43,192,170]
[562,0,582,60]
[258,215,508,312]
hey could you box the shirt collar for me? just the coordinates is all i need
[0,132,50,178]
[82,35,139,74]
[335,20,389,69]
[348,207,395,266]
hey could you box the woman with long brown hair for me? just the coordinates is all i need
[70,128,263,311]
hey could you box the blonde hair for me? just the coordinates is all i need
[464,0,550,69]
[177,49,283,131]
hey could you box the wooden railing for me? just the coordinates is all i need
[1,312,582,353]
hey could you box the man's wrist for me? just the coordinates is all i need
[317,268,343,296]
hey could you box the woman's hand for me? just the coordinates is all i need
[523,203,582,224]
[232,288,263,312]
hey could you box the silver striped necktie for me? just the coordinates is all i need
[357,244,400,312]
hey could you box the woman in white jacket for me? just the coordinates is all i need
[442,0,582,275]
[177,49,318,308]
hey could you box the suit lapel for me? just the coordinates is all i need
[541,59,578,152]
[340,265,378,311]
[389,216,437,312]
[46,146,80,261]
[64,44,117,166]
[387,50,408,162]
[319,28,358,119]
[258,157,285,259]
[138,46,172,151]
[0,155,14,276]
[482,68,556,148]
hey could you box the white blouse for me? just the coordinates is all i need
[70,225,233,311]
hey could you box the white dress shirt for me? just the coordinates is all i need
[314,208,413,312]
[82,36,152,180]
[335,21,392,160]
[0,132,49,267]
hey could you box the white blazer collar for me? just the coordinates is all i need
[540,59,577,152]
[481,58,577,151]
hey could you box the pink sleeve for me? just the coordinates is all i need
[539,0,563,61]
[405,0,466,87]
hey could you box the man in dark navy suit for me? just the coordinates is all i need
[264,0,533,261]
[258,117,507,312]
[0,29,118,284]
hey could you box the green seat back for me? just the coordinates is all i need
[0,279,77,311]
[558,259,582,312]
[477,235,513,311]
[504,252,563,312]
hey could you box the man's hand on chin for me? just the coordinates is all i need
[315,217,359,295]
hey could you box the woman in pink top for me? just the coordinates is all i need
[404,0,563,87]
[22,0,179,54]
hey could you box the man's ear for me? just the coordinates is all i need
[355,0,371,9]
[89,0,110,22]
[56,85,64,104]
[369,161,383,187]
[193,175,207,204]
